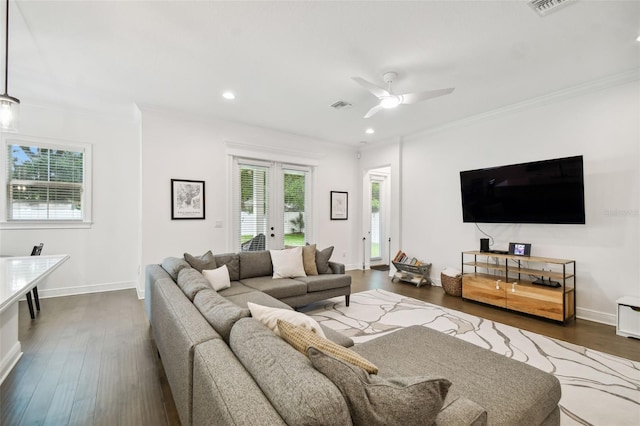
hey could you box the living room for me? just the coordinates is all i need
[0,1,638,425]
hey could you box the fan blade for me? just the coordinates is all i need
[400,87,455,104]
[364,104,384,119]
[352,77,390,98]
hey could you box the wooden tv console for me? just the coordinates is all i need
[461,251,576,324]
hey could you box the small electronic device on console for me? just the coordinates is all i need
[508,242,531,257]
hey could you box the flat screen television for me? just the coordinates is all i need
[460,155,585,224]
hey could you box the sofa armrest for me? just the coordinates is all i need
[150,276,219,426]
[435,397,487,426]
[328,261,345,274]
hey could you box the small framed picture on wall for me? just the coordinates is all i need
[171,179,205,220]
[330,191,348,220]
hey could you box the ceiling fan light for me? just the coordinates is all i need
[380,96,401,109]
[0,94,19,132]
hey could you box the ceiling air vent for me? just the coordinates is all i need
[330,100,352,110]
[528,0,575,16]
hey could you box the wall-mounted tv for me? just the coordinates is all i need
[460,155,585,224]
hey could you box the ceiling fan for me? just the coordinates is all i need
[352,72,454,118]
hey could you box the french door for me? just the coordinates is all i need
[233,158,312,251]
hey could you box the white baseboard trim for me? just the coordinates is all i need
[38,281,137,299]
[345,263,362,271]
[0,342,22,386]
[136,287,145,300]
[576,307,616,326]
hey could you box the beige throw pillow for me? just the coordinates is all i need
[302,244,318,276]
[278,320,378,374]
[247,302,326,338]
[270,247,306,278]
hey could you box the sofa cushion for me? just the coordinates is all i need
[184,250,217,272]
[193,289,250,342]
[229,318,352,426]
[239,250,273,279]
[278,320,377,374]
[308,347,451,426]
[213,253,240,281]
[270,247,307,278]
[217,281,254,297]
[193,339,287,426]
[226,290,293,310]
[161,257,191,281]
[297,274,351,293]
[202,264,231,291]
[316,246,334,274]
[176,267,211,301]
[240,276,307,299]
[247,303,326,338]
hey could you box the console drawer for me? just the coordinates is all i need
[462,274,505,308]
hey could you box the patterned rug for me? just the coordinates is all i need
[299,289,640,426]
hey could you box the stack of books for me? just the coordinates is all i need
[392,250,423,266]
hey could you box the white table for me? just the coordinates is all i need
[0,254,69,385]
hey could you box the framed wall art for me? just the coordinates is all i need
[171,179,205,220]
[330,191,348,220]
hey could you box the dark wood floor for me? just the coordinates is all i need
[1,269,638,425]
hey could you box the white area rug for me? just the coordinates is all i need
[299,289,640,426]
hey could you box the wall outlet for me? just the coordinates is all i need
[215,220,223,228]
[343,251,346,258]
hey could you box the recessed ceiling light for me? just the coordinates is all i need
[637,35,640,42]
[365,128,375,134]
[222,91,235,100]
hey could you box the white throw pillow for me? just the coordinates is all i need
[247,302,326,338]
[270,247,307,278]
[202,264,231,291]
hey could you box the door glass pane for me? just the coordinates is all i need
[239,164,268,251]
[371,181,380,258]
[283,169,306,247]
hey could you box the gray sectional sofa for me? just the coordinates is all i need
[145,249,561,426]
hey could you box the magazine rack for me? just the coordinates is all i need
[392,262,432,288]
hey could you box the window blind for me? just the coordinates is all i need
[7,144,85,221]
[283,168,307,247]
[238,162,269,251]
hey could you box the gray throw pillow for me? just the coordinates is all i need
[307,347,451,426]
[184,250,217,272]
[315,246,334,274]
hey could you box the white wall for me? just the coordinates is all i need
[393,80,639,324]
[140,108,360,295]
[0,103,141,297]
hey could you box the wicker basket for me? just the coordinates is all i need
[441,273,462,297]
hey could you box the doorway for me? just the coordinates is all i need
[233,158,313,251]
[365,167,390,270]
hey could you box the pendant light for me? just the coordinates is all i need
[0,0,18,132]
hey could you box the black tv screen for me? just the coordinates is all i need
[460,156,585,224]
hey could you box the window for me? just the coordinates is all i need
[2,137,92,227]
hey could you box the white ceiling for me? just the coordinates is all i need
[8,0,640,145]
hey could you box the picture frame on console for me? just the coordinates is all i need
[171,179,205,220]
[330,191,348,220]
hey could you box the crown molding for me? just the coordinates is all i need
[407,69,640,140]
